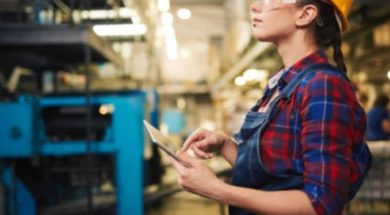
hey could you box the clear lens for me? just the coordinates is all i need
[252,0,296,11]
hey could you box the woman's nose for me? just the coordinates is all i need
[251,1,261,14]
[251,0,267,14]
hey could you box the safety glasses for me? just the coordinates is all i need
[252,0,297,11]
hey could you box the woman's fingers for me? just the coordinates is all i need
[185,138,215,159]
[191,145,214,159]
[182,129,205,151]
[177,151,200,165]
[169,156,186,174]
[181,129,225,160]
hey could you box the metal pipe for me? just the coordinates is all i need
[50,0,72,15]
[84,0,94,213]
[34,0,42,24]
[84,28,94,215]
[84,45,93,215]
[10,162,16,215]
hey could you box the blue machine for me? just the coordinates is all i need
[0,96,39,158]
[0,90,159,215]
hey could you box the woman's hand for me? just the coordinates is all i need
[182,128,228,159]
[170,152,317,215]
[170,150,223,199]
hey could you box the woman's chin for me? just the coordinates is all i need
[252,29,271,42]
[253,34,271,42]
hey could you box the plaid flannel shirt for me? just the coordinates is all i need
[258,50,367,215]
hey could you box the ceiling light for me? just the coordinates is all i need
[161,12,173,26]
[234,76,246,86]
[79,7,138,20]
[243,69,268,81]
[177,8,191,20]
[93,24,147,37]
[387,70,390,80]
[158,0,170,12]
[164,26,178,60]
[119,8,133,18]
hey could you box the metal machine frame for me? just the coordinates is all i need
[0,91,151,215]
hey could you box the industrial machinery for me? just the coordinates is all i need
[0,1,165,214]
[0,90,162,215]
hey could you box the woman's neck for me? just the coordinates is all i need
[276,34,319,69]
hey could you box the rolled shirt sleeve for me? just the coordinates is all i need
[299,72,354,215]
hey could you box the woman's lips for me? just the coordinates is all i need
[252,18,262,27]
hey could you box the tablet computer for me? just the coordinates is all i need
[143,120,183,163]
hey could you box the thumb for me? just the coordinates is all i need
[177,150,199,167]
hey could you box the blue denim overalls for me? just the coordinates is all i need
[229,64,371,215]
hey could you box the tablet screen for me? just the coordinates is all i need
[143,120,183,163]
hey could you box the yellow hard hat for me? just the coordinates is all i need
[326,0,353,31]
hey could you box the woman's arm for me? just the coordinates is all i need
[214,182,317,215]
[170,153,316,215]
[298,73,357,214]
[220,137,238,166]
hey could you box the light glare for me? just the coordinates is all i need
[93,24,147,37]
[79,8,137,20]
[177,8,191,20]
[243,69,268,81]
[235,76,246,86]
[161,12,173,26]
[158,0,170,12]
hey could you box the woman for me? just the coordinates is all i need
[170,0,371,214]
[366,94,390,141]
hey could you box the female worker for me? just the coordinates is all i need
[170,0,371,214]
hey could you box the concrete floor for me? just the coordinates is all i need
[145,192,390,215]
[145,154,390,215]
[146,192,226,215]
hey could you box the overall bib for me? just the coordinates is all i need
[228,64,367,215]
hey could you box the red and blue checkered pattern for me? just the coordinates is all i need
[258,51,368,215]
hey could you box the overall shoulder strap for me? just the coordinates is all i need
[264,63,336,116]
[259,63,342,130]
[280,63,338,101]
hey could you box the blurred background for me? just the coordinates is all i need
[0,0,389,214]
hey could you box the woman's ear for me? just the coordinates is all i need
[295,5,319,28]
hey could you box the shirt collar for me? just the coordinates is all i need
[277,50,329,90]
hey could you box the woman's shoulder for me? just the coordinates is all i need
[299,64,352,91]
[302,63,348,82]
[296,63,358,104]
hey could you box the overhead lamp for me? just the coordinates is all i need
[161,12,173,26]
[159,12,176,59]
[234,76,246,86]
[158,0,170,12]
[387,70,390,80]
[165,28,178,60]
[243,69,268,82]
[177,8,191,20]
[79,7,139,21]
[93,24,147,37]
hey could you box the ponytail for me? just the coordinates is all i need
[332,27,347,74]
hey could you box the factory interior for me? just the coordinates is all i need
[0,0,389,214]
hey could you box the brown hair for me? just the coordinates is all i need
[374,94,390,107]
[297,0,347,73]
